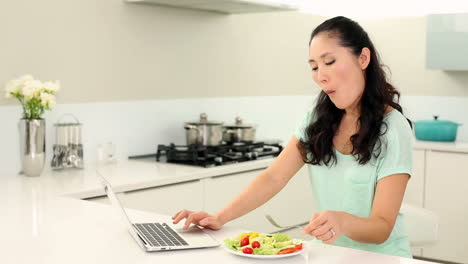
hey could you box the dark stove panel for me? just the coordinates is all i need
[129,141,283,168]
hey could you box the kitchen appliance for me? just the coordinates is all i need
[184,113,224,146]
[414,115,462,142]
[51,114,84,170]
[129,141,283,168]
[223,117,256,143]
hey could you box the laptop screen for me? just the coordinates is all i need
[96,170,136,230]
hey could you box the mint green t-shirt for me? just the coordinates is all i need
[294,109,414,258]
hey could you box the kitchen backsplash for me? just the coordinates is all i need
[1,95,467,176]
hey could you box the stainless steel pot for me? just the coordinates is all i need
[223,117,256,143]
[184,113,224,146]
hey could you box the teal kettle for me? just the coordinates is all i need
[414,116,462,142]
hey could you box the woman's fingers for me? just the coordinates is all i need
[183,213,196,229]
[171,210,182,220]
[172,209,193,224]
[302,213,326,234]
[182,211,209,229]
[309,223,332,237]
[172,210,186,224]
[301,211,342,244]
[315,227,334,241]
[173,210,223,230]
[322,230,339,244]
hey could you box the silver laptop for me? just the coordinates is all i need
[96,171,220,252]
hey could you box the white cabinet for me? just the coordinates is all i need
[405,149,468,261]
[204,167,315,234]
[426,13,468,70]
[404,149,425,207]
[203,170,263,231]
[423,151,468,264]
[87,179,204,216]
[405,149,426,257]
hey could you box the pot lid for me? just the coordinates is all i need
[224,117,255,128]
[415,115,462,126]
[186,113,223,125]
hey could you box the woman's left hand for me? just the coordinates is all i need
[302,211,344,244]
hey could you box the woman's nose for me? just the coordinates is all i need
[317,68,329,84]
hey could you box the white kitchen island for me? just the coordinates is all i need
[0,158,441,264]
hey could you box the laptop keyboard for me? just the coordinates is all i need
[133,223,189,247]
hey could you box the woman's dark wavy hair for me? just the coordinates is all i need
[298,16,411,166]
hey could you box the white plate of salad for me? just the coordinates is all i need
[224,232,304,259]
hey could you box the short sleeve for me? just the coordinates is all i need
[376,114,414,181]
[294,109,315,141]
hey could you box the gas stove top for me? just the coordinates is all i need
[128,141,283,168]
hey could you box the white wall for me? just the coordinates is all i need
[0,0,320,104]
[1,2,467,106]
[1,96,467,176]
[358,16,468,97]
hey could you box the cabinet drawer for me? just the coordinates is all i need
[424,151,468,263]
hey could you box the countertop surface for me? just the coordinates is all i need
[414,140,468,153]
[1,157,442,264]
[36,157,275,199]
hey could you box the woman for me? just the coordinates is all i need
[172,16,414,258]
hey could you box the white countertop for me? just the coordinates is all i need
[47,158,274,199]
[0,159,440,264]
[414,140,468,153]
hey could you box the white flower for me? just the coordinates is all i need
[4,74,35,98]
[43,80,60,93]
[4,74,60,119]
[40,93,56,109]
[22,80,43,100]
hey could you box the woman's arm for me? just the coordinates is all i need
[214,136,305,225]
[172,136,305,229]
[303,173,409,244]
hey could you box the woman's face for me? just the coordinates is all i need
[308,32,370,111]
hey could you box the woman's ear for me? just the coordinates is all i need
[360,47,371,70]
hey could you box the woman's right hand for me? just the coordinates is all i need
[172,210,224,230]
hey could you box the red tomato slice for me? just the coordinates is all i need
[240,236,250,247]
[252,241,261,248]
[242,247,253,254]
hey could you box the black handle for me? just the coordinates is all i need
[433,115,439,120]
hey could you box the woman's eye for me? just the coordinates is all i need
[325,60,335,65]
[311,66,318,71]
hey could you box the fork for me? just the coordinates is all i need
[265,214,309,231]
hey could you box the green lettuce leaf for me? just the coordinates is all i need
[253,245,281,255]
[274,240,293,248]
[224,238,240,251]
[272,233,292,242]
